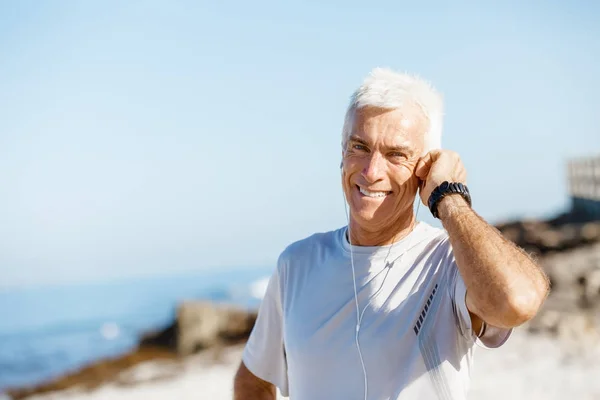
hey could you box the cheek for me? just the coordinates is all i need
[341,171,355,194]
[390,166,419,204]
[394,165,416,186]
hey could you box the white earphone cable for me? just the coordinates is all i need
[343,197,369,400]
[342,189,421,400]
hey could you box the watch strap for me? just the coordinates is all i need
[427,181,472,219]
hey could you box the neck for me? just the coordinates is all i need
[348,211,417,246]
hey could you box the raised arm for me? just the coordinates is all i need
[234,361,276,400]
[437,195,549,328]
[416,150,550,329]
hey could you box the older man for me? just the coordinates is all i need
[233,68,549,399]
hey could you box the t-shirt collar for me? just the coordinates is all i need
[339,221,436,258]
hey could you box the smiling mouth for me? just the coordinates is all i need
[357,185,392,198]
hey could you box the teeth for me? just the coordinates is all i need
[359,187,389,198]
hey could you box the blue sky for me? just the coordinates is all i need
[1,0,599,288]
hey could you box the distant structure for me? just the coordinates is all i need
[568,154,600,221]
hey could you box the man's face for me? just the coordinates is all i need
[341,105,427,233]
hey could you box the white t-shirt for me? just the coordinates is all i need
[242,222,511,399]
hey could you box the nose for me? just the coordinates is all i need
[361,152,386,183]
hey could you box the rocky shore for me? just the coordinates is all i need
[5,214,600,400]
[496,216,600,344]
[4,303,258,400]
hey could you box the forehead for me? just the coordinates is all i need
[351,105,428,148]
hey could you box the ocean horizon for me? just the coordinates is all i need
[0,266,273,392]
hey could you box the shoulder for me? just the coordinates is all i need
[276,227,345,269]
[416,224,462,289]
[416,222,451,251]
[408,223,457,270]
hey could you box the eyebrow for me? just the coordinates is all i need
[389,145,415,157]
[348,135,415,156]
[348,135,369,146]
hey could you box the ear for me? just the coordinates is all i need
[415,174,425,194]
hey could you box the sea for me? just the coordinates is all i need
[0,266,272,392]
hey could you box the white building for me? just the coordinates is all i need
[568,154,600,220]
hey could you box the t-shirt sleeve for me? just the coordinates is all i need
[242,266,289,396]
[449,259,512,349]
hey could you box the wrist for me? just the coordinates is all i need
[437,195,470,220]
[427,181,472,219]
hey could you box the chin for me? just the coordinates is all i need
[350,205,386,226]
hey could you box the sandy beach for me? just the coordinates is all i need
[16,327,600,400]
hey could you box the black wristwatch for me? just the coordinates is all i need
[427,181,472,219]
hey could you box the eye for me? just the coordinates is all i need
[352,144,368,152]
[390,152,407,159]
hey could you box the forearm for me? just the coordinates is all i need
[438,195,549,328]
[234,383,275,400]
[233,362,277,400]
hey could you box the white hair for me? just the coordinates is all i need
[341,67,444,155]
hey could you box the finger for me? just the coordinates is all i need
[415,153,433,179]
[456,163,467,182]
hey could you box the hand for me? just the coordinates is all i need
[414,150,467,208]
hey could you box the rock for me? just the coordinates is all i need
[582,268,600,308]
[139,321,178,351]
[495,220,600,255]
[529,229,562,249]
[542,243,600,309]
[139,302,258,357]
[176,301,257,356]
[582,222,600,241]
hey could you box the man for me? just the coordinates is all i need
[233,68,549,399]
